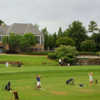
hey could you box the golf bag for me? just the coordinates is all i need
[5,81,11,91]
[66,78,74,85]
[13,91,19,100]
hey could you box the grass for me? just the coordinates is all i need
[0,54,100,100]
[0,54,58,66]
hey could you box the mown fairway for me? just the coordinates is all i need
[0,54,100,100]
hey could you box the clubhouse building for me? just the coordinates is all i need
[0,23,44,52]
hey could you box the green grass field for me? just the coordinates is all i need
[0,54,100,100]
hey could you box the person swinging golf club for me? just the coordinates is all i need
[36,75,41,88]
[89,72,94,86]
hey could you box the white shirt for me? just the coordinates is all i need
[89,75,93,81]
[59,59,62,63]
[6,62,8,67]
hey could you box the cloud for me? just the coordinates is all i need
[0,0,100,33]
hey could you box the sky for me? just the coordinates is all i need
[0,0,100,33]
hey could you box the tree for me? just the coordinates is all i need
[3,33,36,53]
[53,32,57,48]
[19,33,36,52]
[2,33,22,53]
[56,37,75,47]
[91,33,100,51]
[0,20,4,26]
[80,40,96,51]
[55,45,78,64]
[42,28,49,50]
[47,34,54,50]
[2,36,8,46]
[64,21,87,50]
[88,21,99,35]
[47,33,57,50]
[57,27,63,38]
[8,33,20,52]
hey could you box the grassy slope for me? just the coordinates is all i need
[0,54,100,100]
[0,54,58,66]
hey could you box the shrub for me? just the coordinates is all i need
[96,52,100,56]
[48,53,57,59]
[55,45,78,64]
[19,33,36,52]
[80,40,96,52]
[78,52,96,55]
[56,37,75,47]
[22,51,53,55]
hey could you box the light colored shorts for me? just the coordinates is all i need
[37,82,40,86]
[89,80,93,83]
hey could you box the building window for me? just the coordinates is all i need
[35,35,41,44]
[0,36,2,41]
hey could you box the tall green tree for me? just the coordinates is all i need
[88,21,99,34]
[48,34,55,50]
[52,32,57,49]
[57,27,63,38]
[65,21,87,50]
[19,33,36,52]
[91,33,100,51]
[42,27,49,50]
[2,33,22,53]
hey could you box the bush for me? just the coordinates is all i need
[19,33,36,52]
[55,45,78,64]
[2,33,36,53]
[3,49,19,54]
[48,53,57,59]
[56,37,75,47]
[22,51,53,55]
[78,52,96,55]
[96,52,100,56]
[80,40,96,52]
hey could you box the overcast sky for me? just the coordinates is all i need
[0,0,100,33]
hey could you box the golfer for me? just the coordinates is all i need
[89,72,94,85]
[36,75,41,88]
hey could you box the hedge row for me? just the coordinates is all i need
[78,51,100,56]
[22,51,54,55]
[48,53,57,59]
[2,50,100,56]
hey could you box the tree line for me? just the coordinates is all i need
[42,20,100,52]
[1,20,100,53]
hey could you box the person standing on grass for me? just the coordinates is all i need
[12,91,19,100]
[36,75,41,88]
[59,58,63,66]
[89,72,94,86]
[5,62,9,67]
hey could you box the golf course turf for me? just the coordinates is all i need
[0,54,100,100]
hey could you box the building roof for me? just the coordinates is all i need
[0,23,43,36]
[0,23,44,44]
[7,23,42,35]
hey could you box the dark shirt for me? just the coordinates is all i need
[36,77,40,81]
[13,91,19,100]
